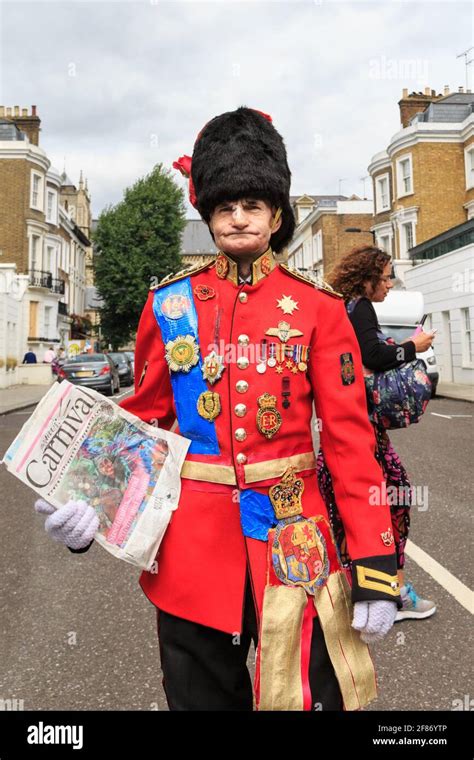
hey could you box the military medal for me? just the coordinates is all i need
[267,343,277,368]
[165,335,199,372]
[282,376,290,409]
[265,320,303,343]
[197,390,221,421]
[201,350,225,384]
[161,293,191,320]
[256,393,282,439]
[256,339,267,374]
[276,294,299,316]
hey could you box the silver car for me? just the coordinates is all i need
[58,353,120,396]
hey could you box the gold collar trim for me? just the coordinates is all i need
[215,247,277,286]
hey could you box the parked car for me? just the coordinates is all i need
[107,351,134,386]
[123,351,135,376]
[374,289,439,397]
[58,353,120,396]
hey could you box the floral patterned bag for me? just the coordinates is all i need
[346,298,432,430]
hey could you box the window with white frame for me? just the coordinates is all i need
[46,189,58,224]
[312,230,323,263]
[375,173,390,213]
[44,306,52,339]
[302,239,313,269]
[400,221,415,256]
[378,234,391,254]
[461,307,473,366]
[44,245,54,274]
[464,146,474,190]
[396,155,413,197]
[30,235,41,272]
[30,171,44,211]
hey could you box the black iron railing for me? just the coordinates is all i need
[29,270,65,294]
[29,270,52,288]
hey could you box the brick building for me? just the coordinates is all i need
[0,105,91,378]
[368,85,474,281]
[287,194,375,281]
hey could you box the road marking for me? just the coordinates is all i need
[405,540,474,614]
[115,389,133,400]
[431,413,473,420]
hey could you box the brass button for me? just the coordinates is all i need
[235,428,247,442]
[237,356,249,370]
[238,334,249,346]
[234,403,247,417]
[236,380,248,393]
[236,453,247,464]
[238,292,248,303]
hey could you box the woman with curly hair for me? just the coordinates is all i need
[317,245,437,622]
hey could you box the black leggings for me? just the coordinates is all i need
[156,574,343,711]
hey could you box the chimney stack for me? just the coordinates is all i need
[398,87,444,128]
[0,105,41,145]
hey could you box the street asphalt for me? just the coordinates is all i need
[0,390,472,712]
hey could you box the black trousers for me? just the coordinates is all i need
[156,573,343,711]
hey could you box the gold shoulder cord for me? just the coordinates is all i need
[150,259,216,291]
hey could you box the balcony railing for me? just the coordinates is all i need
[52,278,65,294]
[29,270,52,289]
[29,270,65,294]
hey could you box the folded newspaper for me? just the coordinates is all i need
[2,380,190,570]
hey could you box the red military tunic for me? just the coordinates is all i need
[120,247,400,643]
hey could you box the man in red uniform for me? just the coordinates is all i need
[35,107,401,711]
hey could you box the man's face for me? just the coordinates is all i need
[208,198,282,257]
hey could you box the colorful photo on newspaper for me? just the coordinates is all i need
[2,380,190,570]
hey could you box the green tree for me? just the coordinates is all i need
[93,163,186,348]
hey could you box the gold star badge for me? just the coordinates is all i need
[277,294,299,315]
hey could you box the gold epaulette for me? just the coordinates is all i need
[279,263,343,298]
[150,258,216,290]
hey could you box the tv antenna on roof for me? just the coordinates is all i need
[457,47,474,91]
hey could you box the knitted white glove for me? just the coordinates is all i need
[352,600,397,643]
[34,498,99,550]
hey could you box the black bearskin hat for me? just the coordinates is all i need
[190,107,295,253]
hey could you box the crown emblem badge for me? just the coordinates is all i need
[269,466,304,520]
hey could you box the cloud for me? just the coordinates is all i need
[1,0,470,216]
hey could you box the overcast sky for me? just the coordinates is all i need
[0,0,471,219]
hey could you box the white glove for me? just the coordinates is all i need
[34,498,99,550]
[352,600,397,643]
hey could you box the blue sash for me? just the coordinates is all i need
[152,278,220,455]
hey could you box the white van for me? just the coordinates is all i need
[373,289,439,397]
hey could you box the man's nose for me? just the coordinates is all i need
[231,204,248,225]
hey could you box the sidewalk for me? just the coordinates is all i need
[436,381,474,403]
[1,379,471,415]
[0,384,51,415]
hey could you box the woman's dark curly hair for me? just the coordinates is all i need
[325,245,392,301]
